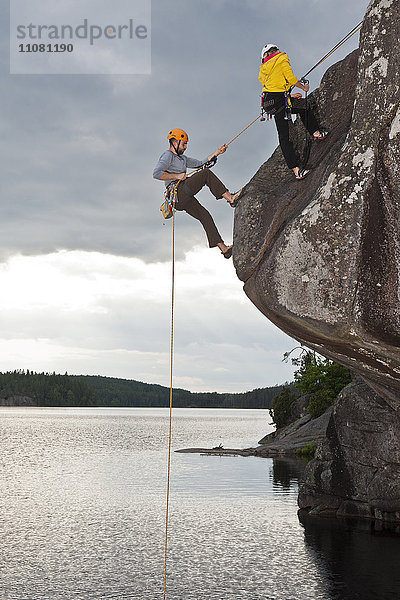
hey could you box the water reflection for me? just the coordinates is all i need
[298,511,400,600]
[272,457,307,492]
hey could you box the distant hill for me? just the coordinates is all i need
[78,374,286,409]
[0,370,287,409]
[0,370,96,407]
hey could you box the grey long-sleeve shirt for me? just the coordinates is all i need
[153,150,208,188]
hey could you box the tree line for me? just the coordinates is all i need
[0,370,96,407]
[75,375,285,408]
[0,370,285,409]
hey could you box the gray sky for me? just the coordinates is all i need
[0,0,370,392]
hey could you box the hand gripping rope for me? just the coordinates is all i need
[162,19,363,599]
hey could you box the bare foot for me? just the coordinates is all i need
[222,191,234,205]
[219,243,233,259]
[223,189,242,207]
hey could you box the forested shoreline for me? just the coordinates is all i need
[0,370,285,409]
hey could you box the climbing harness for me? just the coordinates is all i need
[159,156,219,220]
[260,93,273,121]
[284,90,293,121]
[260,90,293,122]
[160,184,178,220]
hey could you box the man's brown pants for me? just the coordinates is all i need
[175,168,228,248]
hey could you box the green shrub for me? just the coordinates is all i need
[269,386,297,430]
[294,352,351,419]
[296,441,317,458]
[307,389,335,418]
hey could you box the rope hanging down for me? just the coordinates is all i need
[163,200,176,600]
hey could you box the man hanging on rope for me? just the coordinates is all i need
[153,128,242,259]
[259,44,329,180]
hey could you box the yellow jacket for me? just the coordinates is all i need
[259,52,298,92]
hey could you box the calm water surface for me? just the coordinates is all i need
[1,407,399,600]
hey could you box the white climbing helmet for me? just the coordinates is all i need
[261,44,278,60]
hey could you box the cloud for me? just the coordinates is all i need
[0,249,296,391]
[0,0,368,263]
[0,0,370,391]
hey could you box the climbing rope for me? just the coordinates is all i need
[302,21,363,79]
[224,113,263,147]
[163,198,176,600]
[182,115,266,171]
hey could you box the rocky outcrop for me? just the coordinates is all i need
[233,0,400,521]
[257,407,332,454]
[176,406,331,457]
[0,395,36,406]
[299,379,400,522]
[234,0,400,398]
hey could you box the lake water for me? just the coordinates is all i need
[1,407,399,600]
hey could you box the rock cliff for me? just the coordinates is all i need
[233,0,400,522]
[298,378,400,522]
[0,395,36,406]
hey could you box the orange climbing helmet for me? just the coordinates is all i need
[167,128,188,143]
